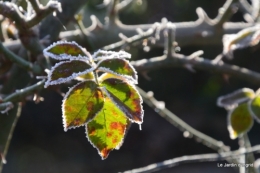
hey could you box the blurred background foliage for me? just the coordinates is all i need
[2,0,260,172]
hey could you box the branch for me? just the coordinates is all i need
[0,1,43,55]
[136,87,230,153]
[3,80,45,102]
[0,103,21,173]
[121,145,260,173]
[131,54,260,85]
[0,42,41,73]
[39,0,87,42]
[0,102,13,114]
[213,0,239,26]
[26,0,62,28]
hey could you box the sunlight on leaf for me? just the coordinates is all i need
[249,94,260,123]
[62,80,104,131]
[43,41,88,60]
[101,78,143,124]
[228,103,254,139]
[97,58,138,84]
[76,72,95,81]
[86,96,131,159]
[45,60,94,87]
[217,88,255,110]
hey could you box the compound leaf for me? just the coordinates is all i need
[97,58,137,84]
[228,103,254,139]
[86,96,131,159]
[62,80,104,131]
[45,60,94,87]
[101,78,143,124]
[249,94,260,123]
[43,41,88,60]
[217,88,255,109]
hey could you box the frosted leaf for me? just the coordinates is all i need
[43,40,89,60]
[92,50,131,61]
[217,88,255,110]
[228,103,254,139]
[44,60,95,88]
[223,25,260,59]
[96,58,138,84]
[101,78,144,124]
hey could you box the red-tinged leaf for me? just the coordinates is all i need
[45,60,94,87]
[43,41,88,60]
[101,78,143,124]
[228,103,254,139]
[249,94,260,123]
[217,88,255,110]
[62,80,104,131]
[86,96,131,159]
[92,50,131,61]
[97,58,137,84]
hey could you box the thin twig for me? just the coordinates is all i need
[27,0,41,14]
[3,80,45,102]
[0,103,22,173]
[214,0,239,26]
[121,145,260,173]
[26,0,61,28]
[0,102,13,114]
[131,54,260,85]
[103,28,154,50]
[0,42,41,73]
[136,87,230,152]
[116,0,134,12]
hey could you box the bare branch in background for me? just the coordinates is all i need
[136,87,230,153]
[121,144,260,173]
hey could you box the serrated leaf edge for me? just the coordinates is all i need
[227,105,254,139]
[92,50,131,61]
[44,60,95,88]
[101,80,144,124]
[62,80,104,132]
[217,88,255,109]
[43,40,89,60]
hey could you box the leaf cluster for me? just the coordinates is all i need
[43,41,143,159]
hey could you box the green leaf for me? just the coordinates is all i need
[43,41,88,60]
[101,78,143,123]
[45,60,94,87]
[97,58,137,84]
[86,96,131,159]
[217,88,255,109]
[249,94,260,123]
[62,80,104,131]
[228,103,254,139]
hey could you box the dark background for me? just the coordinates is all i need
[3,0,260,172]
